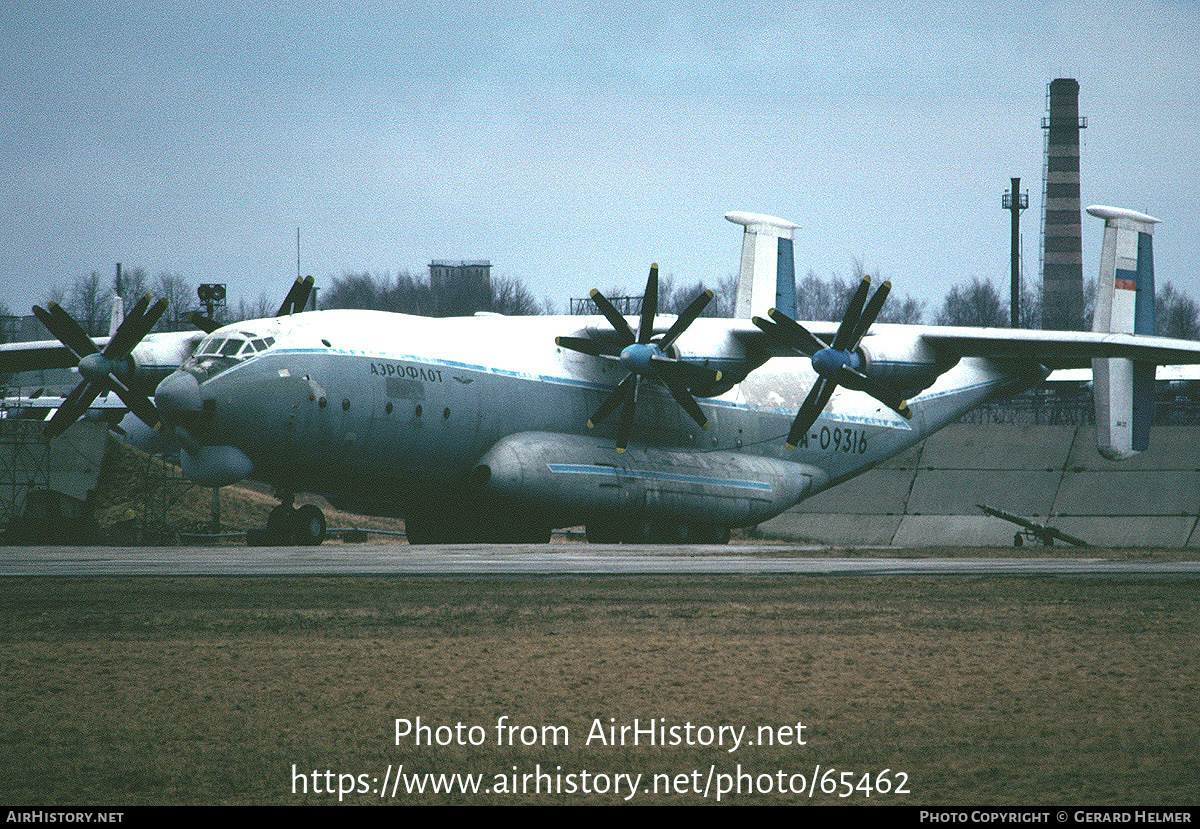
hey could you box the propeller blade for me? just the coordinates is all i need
[556,336,620,358]
[832,276,871,352]
[786,378,836,450]
[765,308,828,356]
[107,378,162,432]
[836,365,911,418]
[658,289,713,351]
[848,280,890,347]
[43,381,103,440]
[654,367,708,430]
[34,299,166,436]
[751,315,781,338]
[589,289,636,346]
[105,296,166,359]
[616,378,639,453]
[33,304,98,359]
[637,264,658,345]
[277,277,309,316]
[187,311,220,334]
[293,275,315,313]
[587,373,636,429]
[103,294,151,356]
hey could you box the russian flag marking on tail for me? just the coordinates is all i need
[1087,205,1160,460]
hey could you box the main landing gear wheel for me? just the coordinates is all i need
[293,504,327,545]
[584,520,731,544]
[247,500,327,546]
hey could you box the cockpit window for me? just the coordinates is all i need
[186,332,276,381]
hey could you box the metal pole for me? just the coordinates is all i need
[1011,177,1021,327]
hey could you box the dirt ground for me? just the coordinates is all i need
[1,568,1197,806]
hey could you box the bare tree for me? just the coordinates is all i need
[155,273,196,331]
[68,272,112,336]
[231,293,277,322]
[1157,281,1200,339]
[934,277,1008,327]
[321,270,543,317]
[115,266,150,310]
[487,275,541,315]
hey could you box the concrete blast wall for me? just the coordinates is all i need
[760,423,1200,547]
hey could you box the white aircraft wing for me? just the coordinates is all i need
[0,338,112,374]
[916,326,1200,368]
[724,318,1200,368]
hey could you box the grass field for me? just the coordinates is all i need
[1,570,1198,805]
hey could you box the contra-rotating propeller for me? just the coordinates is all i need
[556,264,722,453]
[753,276,912,450]
[32,295,167,440]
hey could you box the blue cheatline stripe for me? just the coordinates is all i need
[261,348,915,426]
[776,236,797,319]
[546,463,773,493]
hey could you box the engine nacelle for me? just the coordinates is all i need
[472,431,822,527]
[856,328,955,398]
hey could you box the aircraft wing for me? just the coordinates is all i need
[916,326,1200,368]
[724,320,1200,368]
[0,338,110,374]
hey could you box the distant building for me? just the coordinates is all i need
[429,260,491,316]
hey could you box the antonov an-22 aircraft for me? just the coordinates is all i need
[4,205,1197,545]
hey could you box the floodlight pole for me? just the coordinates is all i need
[1003,177,1029,327]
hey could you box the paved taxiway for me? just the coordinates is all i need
[3,544,1200,577]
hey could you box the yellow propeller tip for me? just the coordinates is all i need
[714,370,723,382]
[587,420,595,429]
[616,447,626,454]
[784,443,797,451]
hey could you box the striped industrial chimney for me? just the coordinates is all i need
[1040,78,1087,330]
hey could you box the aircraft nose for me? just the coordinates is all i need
[155,370,202,416]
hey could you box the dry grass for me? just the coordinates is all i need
[91,438,406,541]
[1,574,1197,805]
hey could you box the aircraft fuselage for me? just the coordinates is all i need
[172,310,1023,537]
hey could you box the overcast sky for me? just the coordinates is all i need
[2,0,1198,321]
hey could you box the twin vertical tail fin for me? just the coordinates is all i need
[725,212,798,320]
[1088,205,1161,460]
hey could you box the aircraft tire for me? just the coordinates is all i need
[266,505,295,546]
[293,504,327,546]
